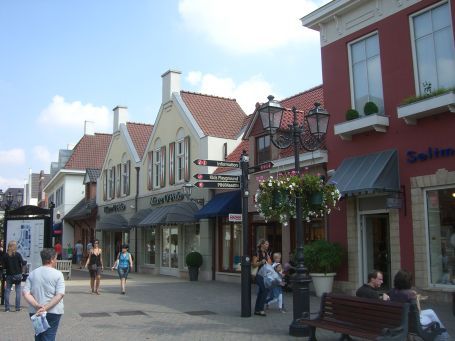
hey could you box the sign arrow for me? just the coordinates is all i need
[248,161,274,174]
[193,159,240,168]
[193,173,240,182]
[194,181,240,189]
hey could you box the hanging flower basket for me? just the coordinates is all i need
[255,173,341,224]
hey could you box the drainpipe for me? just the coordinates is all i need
[134,166,140,272]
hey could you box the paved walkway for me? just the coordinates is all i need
[1,269,454,340]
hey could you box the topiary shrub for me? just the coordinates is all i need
[303,239,344,274]
[363,101,379,115]
[185,251,203,268]
[345,109,359,121]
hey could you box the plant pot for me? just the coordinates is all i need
[310,272,336,297]
[310,192,323,205]
[188,266,199,281]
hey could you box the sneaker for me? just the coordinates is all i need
[279,308,287,313]
[121,291,125,295]
[5,309,10,312]
[15,308,21,312]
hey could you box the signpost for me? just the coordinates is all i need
[194,181,240,189]
[193,159,240,168]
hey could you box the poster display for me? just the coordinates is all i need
[6,219,45,272]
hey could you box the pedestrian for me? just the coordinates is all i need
[2,240,26,312]
[252,239,272,316]
[112,244,133,294]
[356,269,390,300]
[22,248,65,341]
[74,240,83,269]
[54,240,62,260]
[266,252,286,310]
[84,239,103,295]
[388,269,450,340]
[266,263,286,313]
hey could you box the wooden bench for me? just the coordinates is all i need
[56,260,72,280]
[408,300,446,341]
[300,293,409,340]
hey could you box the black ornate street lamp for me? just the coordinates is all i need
[258,95,329,337]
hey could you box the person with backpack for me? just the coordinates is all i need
[112,244,133,295]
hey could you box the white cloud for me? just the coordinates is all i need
[0,175,24,189]
[0,148,25,165]
[187,71,202,85]
[187,72,276,113]
[37,95,114,133]
[32,145,55,165]
[178,0,326,54]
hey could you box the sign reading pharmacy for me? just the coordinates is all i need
[193,159,240,168]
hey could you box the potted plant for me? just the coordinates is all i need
[363,101,379,115]
[185,251,203,281]
[345,108,359,121]
[303,239,344,297]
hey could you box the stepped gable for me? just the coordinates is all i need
[64,133,112,170]
[126,122,153,160]
[180,91,247,139]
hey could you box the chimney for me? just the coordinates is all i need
[84,120,95,135]
[161,70,181,103]
[113,106,128,133]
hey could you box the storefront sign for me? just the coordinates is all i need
[229,213,242,222]
[406,147,455,163]
[150,191,184,206]
[104,203,126,213]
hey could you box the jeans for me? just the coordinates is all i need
[30,313,62,341]
[4,276,21,311]
[254,274,269,312]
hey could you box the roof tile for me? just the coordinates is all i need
[126,122,153,160]
[64,133,112,170]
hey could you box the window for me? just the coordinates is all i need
[49,194,54,206]
[142,228,156,265]
[176,139,184,182]
[121,157,130,196]
[184,224,201,266]
[147,151,153,190]
[256,135,271,164]
[55,186,64,206]
[116,164,121,197]
[108,165,115,200]
[349,33,384,114]
[425,187,455,287]
[154,148,161,188]
[411,2,455,95]
[219,219,242,272]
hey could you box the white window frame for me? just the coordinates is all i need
[409,0,455,96]
[154,148,161,189]
[176,138,184,183]
[121,155,129,196]
[348,31,384,115]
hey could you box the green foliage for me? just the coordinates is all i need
[255,173,341,224]
[185,251,203,268]
[363,101,379,115]
[345,109,359,121]
[401,87,455,105]
[303,239,344,274]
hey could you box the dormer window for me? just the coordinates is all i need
[256,135,271,164]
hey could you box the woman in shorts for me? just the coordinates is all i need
[112,244,133,294]
[84,239,103,295]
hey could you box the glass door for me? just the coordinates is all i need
[361,214,391,290]
[160,226,179,276]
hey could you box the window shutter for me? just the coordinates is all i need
[126,160,131,195]
[147,151,153,190]
[160,146,166,187]
[169,142,175,185]
[184,136,190,181]
[103,170,107,200]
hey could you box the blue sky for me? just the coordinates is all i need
[0,0,330,190]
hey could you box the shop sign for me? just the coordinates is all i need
[150,191,184,206]
[386,197,403,209]
[104,203,126,213]
[229,213,242,222]
[406,147,454,163]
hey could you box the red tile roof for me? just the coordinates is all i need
[126,122,153,160]
[64,133,112,170]
[180,91,247,139]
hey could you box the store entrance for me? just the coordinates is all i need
[160,226,179,276]
[361,214,391,290]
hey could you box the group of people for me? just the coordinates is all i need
[356,269,450,340]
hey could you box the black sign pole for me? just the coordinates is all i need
[240,150,251,317]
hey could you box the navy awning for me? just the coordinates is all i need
[195,190,241,219]
[328,149,400,196]
[138,202,198,226]
[129,208,153,227]
[97,214,130,231]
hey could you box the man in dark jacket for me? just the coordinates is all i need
[356,270,390,301]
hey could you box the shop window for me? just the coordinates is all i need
[220,219,242,272]
[143,228,156,265]
[411,1,455,95]
[348,32,384,114]
[426,187,455,286]
[184,224,201,266]
[254,224,282,257]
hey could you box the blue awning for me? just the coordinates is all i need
[195,190,241,219]
[328,149,400,196]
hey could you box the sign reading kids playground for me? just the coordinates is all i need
[406,146,454,163]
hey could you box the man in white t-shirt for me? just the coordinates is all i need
[23,248,65,341]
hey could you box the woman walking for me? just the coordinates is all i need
[112,244,133,294]
[252,239,272,316]
[84,239,103,295]
[2,240,26,312]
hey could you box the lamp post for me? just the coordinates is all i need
[258,95,329,337]
[182,183,205,206]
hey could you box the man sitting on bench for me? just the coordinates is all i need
[356,270,390,301]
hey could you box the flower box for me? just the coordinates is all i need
[334,114,389,141]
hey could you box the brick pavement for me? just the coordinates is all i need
[1,269,453,340]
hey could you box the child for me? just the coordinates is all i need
[267,263,286,312]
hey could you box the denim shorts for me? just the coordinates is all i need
[117,267,130,279]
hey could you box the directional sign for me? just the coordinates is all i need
[249,161,274,174]
[195,181,240,189]
[193,173,240,182]
[193,159,240,168]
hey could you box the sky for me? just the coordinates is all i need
[0,0,331,190]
